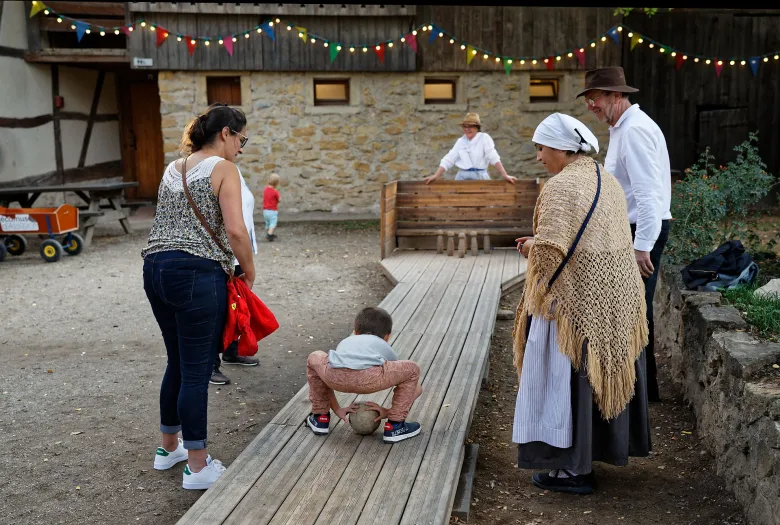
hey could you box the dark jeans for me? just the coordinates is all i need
[630,220,670,401]
[214,264,241,373]
[143,251,227,450]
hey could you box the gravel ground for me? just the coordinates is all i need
[0,215,390,525]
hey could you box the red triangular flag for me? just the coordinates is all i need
[573,48,585,67]
[373,43,385,63]
[406,33,417,53]
[675,54,685,71]
[224,38,233,56]
[545,56,555,71]
[714,61,723,78]
[156,29,169,47]
[186,37,196,56]
[121,26,131,37]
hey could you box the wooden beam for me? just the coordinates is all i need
[44,1,126,16]
[0,45,26,58]
[25,48,128,63]
[0,112,117,129]
[127,2,416,16]
[78,70,105,168]
[26,1,42,53]
[51,64,64,178]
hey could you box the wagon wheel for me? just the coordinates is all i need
[5,234,27,256]
[62,233,84,256]
[40,239,63,263]
[0,242,6,262]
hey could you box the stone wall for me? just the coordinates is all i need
[157,70,608,214]
[655,267,780,525]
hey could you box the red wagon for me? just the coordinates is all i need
[0,204,84,262]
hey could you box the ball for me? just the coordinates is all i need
[348,403,381,435]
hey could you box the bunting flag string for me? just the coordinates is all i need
[27,1,780,78]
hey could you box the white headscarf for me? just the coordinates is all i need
[532,113,599,154]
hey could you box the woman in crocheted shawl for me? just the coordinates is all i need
[511,113,650,495]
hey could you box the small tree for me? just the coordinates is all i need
[666,132,777,265]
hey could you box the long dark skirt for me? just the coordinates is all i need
[517,343,652,474]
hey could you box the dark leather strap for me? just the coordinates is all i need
[547,159,602,289]
[181,156,230,256]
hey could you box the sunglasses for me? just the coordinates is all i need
[230,129,249,148]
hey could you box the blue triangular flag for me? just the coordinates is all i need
[749,57,759,76]
[75,21,89,42]
[608,27,620,45]
[428,25,439,43]
[261,22,275,41]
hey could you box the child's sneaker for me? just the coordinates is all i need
[383,420,422,443]
[182,455,226,490]
[307,413,330,435]
[153,438,188,470]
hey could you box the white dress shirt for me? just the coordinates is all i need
[233,169,258,267]
[605,104,672,252]
[439,132,502,170]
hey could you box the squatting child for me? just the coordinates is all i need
[306,306,423,443]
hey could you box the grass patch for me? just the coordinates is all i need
[722,284,780,340]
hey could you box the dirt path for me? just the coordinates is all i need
[0,219,390,525]
[464,288,748,525]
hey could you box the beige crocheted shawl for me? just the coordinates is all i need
[512,156,648,420]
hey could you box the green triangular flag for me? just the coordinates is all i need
[630,34,640,51]
[503,58,513,76]
[295,27,307,42]
[329,45,340,63]
[30,1,46,17]
[466,45,476,65]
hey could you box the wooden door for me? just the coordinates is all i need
[127,83,164,199]
[696,107,751,165]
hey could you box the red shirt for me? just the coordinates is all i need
[263,186,280,211]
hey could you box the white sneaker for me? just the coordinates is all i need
[182,455,226,490]
[153,438,188,471]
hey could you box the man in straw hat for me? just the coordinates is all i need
[424,112,516,184]
[577,66,672,402]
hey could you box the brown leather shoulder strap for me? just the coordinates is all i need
[181,155,230,255]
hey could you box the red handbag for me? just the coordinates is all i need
[223,278,279,356]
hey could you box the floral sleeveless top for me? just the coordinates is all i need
[141,156,234,273]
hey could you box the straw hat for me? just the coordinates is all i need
[461,112,481,128]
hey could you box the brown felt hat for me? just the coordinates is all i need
[461,112,481,128]
[576,66,639,98]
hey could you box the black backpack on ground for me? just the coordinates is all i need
[680,240,759,291]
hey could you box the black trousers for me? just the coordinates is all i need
[630,220,670,401]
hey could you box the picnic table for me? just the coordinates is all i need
[0,181,141,246]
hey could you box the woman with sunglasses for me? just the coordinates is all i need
[424,112,516,184]
[141,103,256,490]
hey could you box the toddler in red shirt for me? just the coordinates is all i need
[262,173,281,241]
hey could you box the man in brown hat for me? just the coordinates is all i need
[578,66,672,402]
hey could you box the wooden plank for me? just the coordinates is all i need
[128,3,416,16]
[397,180,538,193]
[396,193,539,207]
[46,1,125,16]
[78,70,105,168]
[451,443,479,522]
[396,220,532,230]
[396,227,530,237]
[396,206,535,221]
[379,184,387,260]
[51,64,63,179]
[175,423,299,525]
[501,248,517,285]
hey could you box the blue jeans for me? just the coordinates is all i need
[143,251,228,450]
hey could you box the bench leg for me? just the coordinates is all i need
[470,231,478,256]
[108,196,132,234]
[483,230,491,254]
[447,232,455,256]
[436,230,444,254]
[457,232,466,258]
[80,196,101,247]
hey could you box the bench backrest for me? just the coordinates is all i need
[380,179,542,258]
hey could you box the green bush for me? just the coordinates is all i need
[666,132,777,265]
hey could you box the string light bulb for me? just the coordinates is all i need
[683,55,688,60]
[520,59,525,65]
[298,32,303,38]
[412,30,417,36]
[309,37,315,43]
[232,37,237,42]
[287,25,292,30]
[323,42,328,47]
[764,57,769,62]
[471,49,476,55]
[775,54,779,60]
[218,39,223,45]
[460,44,465,50]
[556,55,561,61]
[507,59,513,64]
[532,59,537,64]
[100,30,105,36]
[257,28,262,33]
[350,46,355,52]
[705,59,711,64]
[44,9,49,15]
[115,29,120,35]
[717,60,723,65]
[375,45,380,50]
[567,52,573,57]
[427,25,433,30]
[205,40,210,46]
[659,48,665,53]
[128,26,133,32]
[729,60,735,65]
[363,47,368,52]
[590,42,596,48]
[190,39,196,45]
[648,43,654,48]
[627,32,633,37]
[337,45,342,51]
[740,60,746,65]
[438,32,443,37]
[544,58,549,63]
[269,21,274,26]
[601,36,606,42]
[495,57,500,62]
[85,29,90,34]
[449,38,455,44]
[671,51,677,57]
[388,42,394,48]
[401,37,405,43]
[617,26,623,32]
[483,53,488,59]
[57,17,62,23]
[177,36,182,41]
[71,24,76,30]
[637,38,643,43]
[694,57,699,62]
[579,47,584,52]
[275,18,280,23]
[244,33,249,39]
[141,21,146,27]
[150,26,156,31]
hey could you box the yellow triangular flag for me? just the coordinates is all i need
[630,34,640,51]
[466,45,476,65]
[29,1,46,18]
[295,27,307,42]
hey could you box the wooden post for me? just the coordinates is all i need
[436,230,444,254]
[457,232,466,258]
[470,231,478,256]
[447,231,455,256]
[483,229,491,254]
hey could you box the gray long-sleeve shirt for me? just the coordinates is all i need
[327,334,398,370]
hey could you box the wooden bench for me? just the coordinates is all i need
[77,199,152,216]
[380,179,543,259]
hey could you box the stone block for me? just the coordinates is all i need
[714,331,780,379]
[292,126,316,137]
[319,141,349,151]
[755,279,780,299]
[379,151,397,162]
[698,305,748,331]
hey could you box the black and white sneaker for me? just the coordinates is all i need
[383,420,421,443]
[307,413,330,435]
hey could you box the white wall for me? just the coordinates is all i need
[0,3,123,185]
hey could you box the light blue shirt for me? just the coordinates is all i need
[328,334,399,370]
